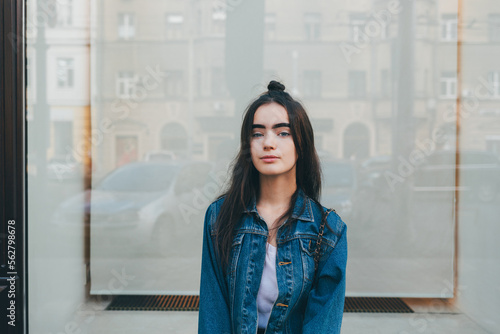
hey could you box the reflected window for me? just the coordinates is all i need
[56,0,73,27]
[440,71,457,99]
[165,71,184,97]
[211,67,227,97]
[165,13,184,39]
[160,123,188,154]
[487,70,500,98]
[343,122,370,160]
[265,13,276,40]
[489,14,500,41]
[116,71,137,98]
[349,70,366,98]
[56,58,74,88]
[212,6,226,21]
[441,14,457,41]
[118,13,135,40]
[303,70,322,98]
[350,13,367,43]
[304,13,321,41]
[416,14,429,39]
[381,69,391,98]
[212,5,225,34]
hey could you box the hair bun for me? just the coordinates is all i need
[267,80,285,92]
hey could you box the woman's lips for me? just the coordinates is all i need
[261,156,279,163]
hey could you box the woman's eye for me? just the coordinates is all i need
[279,132,290,137]
[252,133,263,138]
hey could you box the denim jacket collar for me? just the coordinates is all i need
[242,188,314,222]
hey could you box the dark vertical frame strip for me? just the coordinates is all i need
[0,0,26,333]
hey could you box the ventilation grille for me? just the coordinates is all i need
[106,295,199,311]
[105,295,413,313]
[344,297,414,313]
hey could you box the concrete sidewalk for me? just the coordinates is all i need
[75,298,492,334]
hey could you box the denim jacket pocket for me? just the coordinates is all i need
[299,237,318,283]
[299,236,334,283]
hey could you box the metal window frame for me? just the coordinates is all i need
[1,0,27,333]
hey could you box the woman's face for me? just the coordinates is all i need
[250,102,298,179]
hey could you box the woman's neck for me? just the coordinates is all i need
[257,174,297,209]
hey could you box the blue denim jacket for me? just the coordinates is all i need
[198,188,348,334]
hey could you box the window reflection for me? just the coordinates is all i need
[25,0,500,332]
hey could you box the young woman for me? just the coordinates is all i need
[198,81,348,334]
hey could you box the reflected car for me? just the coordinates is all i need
[320,159,357,220]
[51,160,215,256]
[143,150,177,162]
[412,150,500,202]
[357,155,393,194]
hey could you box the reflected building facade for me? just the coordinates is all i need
[89,0,500,178]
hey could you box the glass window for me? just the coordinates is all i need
[304,13,321,41]
[303,70,321,98]
[488,70,500,97]
[488,14,500,41]
[56,57,74,88]
[56,0,73,27]
[440,71,457,98]
[211,67,226,97]
[381,69,390,97]
[441,13,458,41]
[165,13,184,39]
[265,13,276,40]
[349,70,367,98]
[116,71,137,98]
[24,1,500,333]
[350,12,367,43]
[118,13,136,40]
[212,6,226,21]
[164,70,184,97]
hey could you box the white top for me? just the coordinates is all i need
[256,242,279,329]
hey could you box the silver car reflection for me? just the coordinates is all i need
[51,160,216,257]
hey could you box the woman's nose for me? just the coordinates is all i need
[263,133,276,150]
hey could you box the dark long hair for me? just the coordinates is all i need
[214,81,322,271]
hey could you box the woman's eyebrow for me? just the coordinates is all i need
[252,122,290,129]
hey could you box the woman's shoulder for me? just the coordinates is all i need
[308,197,347,239]
[204,194,227,230]
[208,194,226,210]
